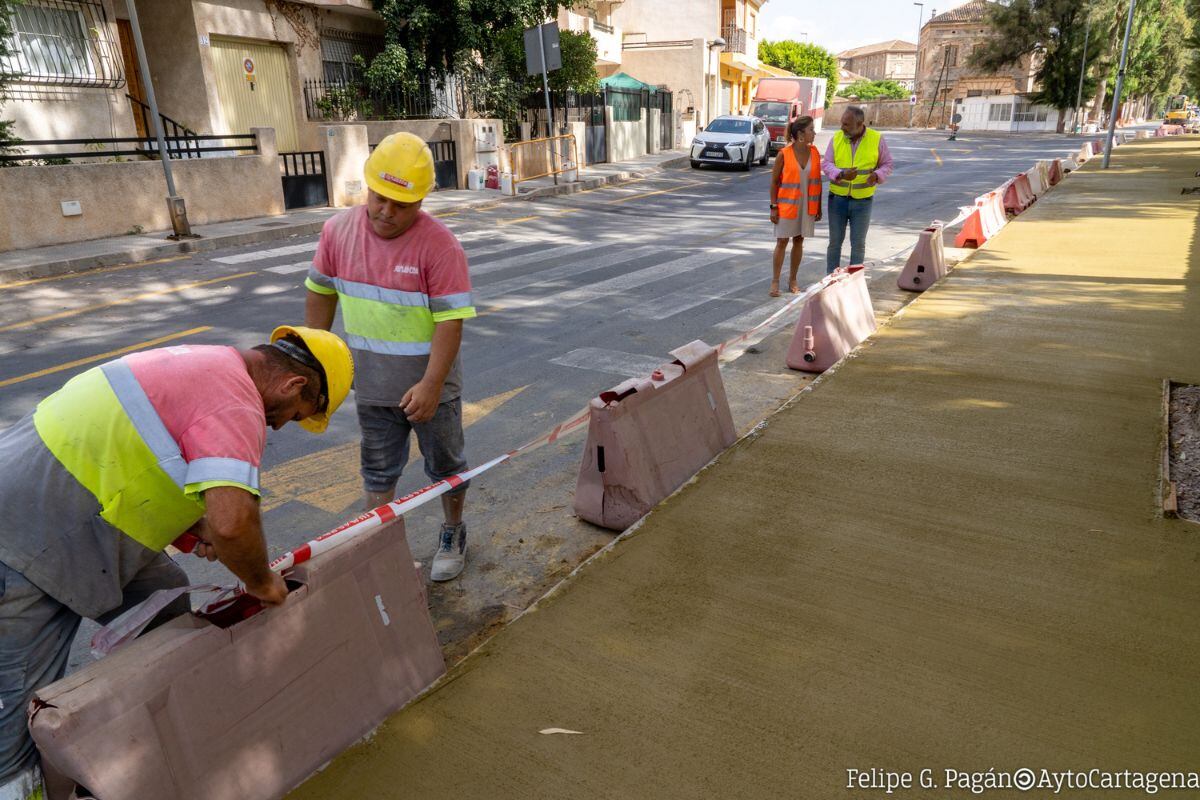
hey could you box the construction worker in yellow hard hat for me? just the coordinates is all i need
[306,131,480,583]
[0,327,353,800]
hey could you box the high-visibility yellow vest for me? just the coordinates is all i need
[33,361,206,551]
[828,128,881,200]
[778,144,822,219]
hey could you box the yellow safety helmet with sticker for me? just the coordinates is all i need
[364,132,435,204]
[270,325,354,433]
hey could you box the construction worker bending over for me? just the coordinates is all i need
[305,132,477,583]
[0,327,353,800]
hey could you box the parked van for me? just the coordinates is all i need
[750,77,828,152]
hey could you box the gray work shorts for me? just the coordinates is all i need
[356,398,470,495]
[0,557,188,785]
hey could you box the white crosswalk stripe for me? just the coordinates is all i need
[470,243,601,278]
[715,295,797,331]
[213,241,318,264]
[550,347,665,378]
[478,245,654,301]
[498,248,740,311]
[263,262,310,275]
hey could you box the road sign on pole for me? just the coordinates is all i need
[524,21,562,184]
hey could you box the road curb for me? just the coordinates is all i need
[0,157,691,286]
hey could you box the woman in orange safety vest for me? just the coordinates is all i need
[768,115,823,297]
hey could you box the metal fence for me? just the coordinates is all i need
[0,133,258,164]
[303,73,490,122]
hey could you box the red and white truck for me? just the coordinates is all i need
[750,77,828,152]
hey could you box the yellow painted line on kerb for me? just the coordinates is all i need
[0,271,256,333]
[931,148,944,166]
[0,326,212,389]
[607,181,704,205]
[0,254,192,290]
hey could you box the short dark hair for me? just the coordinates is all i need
[787,115,814,141]
[845,105,866,123]
[254,336,325,410]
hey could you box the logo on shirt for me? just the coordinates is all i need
[394,264,419,275]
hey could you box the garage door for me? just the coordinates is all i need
[210,37,299,152]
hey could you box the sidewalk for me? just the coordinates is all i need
[289,138,1200,797]
[0,149,689,286]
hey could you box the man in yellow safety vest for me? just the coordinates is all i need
[821,105,895,272]
[0,326,353,800]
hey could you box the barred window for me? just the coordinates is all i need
[0,0,123,88]
[988,103,1011,121]
[320,29,383,84]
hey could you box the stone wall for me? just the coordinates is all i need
[829,100,916,129]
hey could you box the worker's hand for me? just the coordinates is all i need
[841,168,858,181]
[770,208,779,224]
[400,379,441,423]
[866,172,880,187]
[245,572,289,607]
[815,208,823,223]
[194,540,219,562]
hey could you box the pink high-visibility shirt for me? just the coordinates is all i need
[124,345,266,495]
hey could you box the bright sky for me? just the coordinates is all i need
[759,0,974,55]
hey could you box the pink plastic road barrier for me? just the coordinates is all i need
[31,515,445,800]
[1003,173,1036,215]
[898,222,947,291]
[574,340,737,531]
[1026,163,1047,197]
[786,266,877,373]
[1049,159,1064,186]
[954,200,990,249]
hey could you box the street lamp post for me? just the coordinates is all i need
[707,37,726,126]
[1073,16,1091,134]
[1103,0,1136,168]
[911,3,924,128]
[123,0,192,238]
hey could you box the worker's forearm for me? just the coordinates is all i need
[203,487,276,593]
[422,319,463,388]
[305,290,338,330]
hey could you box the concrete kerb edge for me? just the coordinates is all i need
[517,156,692,200]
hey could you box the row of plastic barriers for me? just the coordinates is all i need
[26,136,1125,800]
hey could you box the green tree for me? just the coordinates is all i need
[969,0,1102,132]
[757,40,838,107]
[369,0,565,85]
[0,0,23,162]
[840,79,909,100]
[1186,0,1200,96]
[497,27,599,94]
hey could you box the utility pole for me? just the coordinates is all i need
[1073,15,1091,134]
[1103,0,1136,168]
[123,0,192,238]
[535,22,557,185]
[911,2,924,128]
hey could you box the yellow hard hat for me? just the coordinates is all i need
[270,325,354,434]
[364,132,435,204]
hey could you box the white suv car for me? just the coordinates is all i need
[690,115,771,170]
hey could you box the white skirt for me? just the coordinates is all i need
[774,208,816,239]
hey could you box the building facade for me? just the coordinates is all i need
[915,0,1037,127]
[836,40,916,91]
[1,0,385,152]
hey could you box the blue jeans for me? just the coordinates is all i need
[825,193,874,273]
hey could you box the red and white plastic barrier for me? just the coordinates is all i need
[574,341,737,531]
[898,222,947,291]
[786,266,877,373]
[1048,159,1064,186]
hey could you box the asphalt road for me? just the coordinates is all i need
[0,128,1086,666]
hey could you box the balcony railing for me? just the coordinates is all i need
[722,25,747,55]
[592,20,614,34]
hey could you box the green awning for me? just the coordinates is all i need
[600,72,658,92]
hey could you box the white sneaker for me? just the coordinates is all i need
[430,522,466,582]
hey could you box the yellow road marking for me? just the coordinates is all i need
[551,207,582,215]
[0,271,257,333]
[471,204,502,213]
[260,384,530,514]
[434,211,461,218]
[606,181,704,205]
[0,326,212,389]
[498,215,539,226]
[931,149,944,166]
[0,254,192,290]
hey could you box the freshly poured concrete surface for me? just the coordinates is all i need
[291,138,1200,798]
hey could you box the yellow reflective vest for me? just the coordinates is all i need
[828,128,881,200]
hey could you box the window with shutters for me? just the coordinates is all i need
[0,0,123,88]
[988,102,1011,121]
[320,29,383,84]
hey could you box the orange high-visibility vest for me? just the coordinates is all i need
[778,144,822,219]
